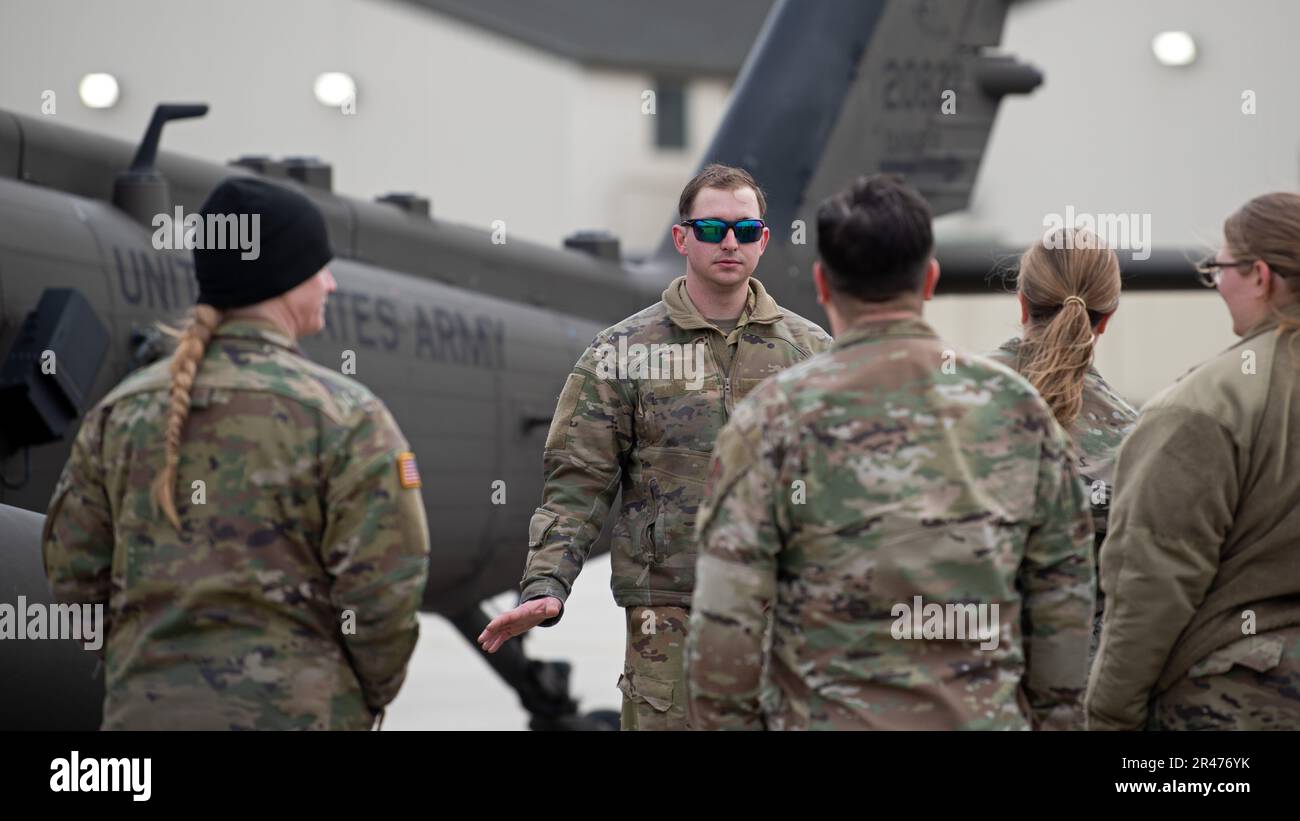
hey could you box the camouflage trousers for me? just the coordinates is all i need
[617,606,692,731]
[1152,626,1300,730]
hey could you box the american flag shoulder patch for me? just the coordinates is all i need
[397,452,422,489]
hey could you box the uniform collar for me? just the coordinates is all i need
[832,314,937,351]
[212,318,301,353]
[662,275,784,332]
[995,336,1022,360]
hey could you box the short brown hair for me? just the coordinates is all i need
[677,163,767,220]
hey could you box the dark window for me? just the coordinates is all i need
[655,78,687,150]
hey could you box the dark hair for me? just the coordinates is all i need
[816,174,934,301]
[678,163,767,219]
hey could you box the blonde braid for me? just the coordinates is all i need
[151,304,223,530]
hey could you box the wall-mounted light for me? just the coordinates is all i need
[78,73,120,108]
[313,72,356,107]
[1152,31,1197,67]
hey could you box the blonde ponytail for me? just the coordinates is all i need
[151,304,223,530]
[1017,229,1121,428]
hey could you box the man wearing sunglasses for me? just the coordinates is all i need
[686,174,1095,730]
[479,163,832,730]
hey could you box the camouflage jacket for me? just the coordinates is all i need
[987,337,1138,542]
[688,316,1095,730]
[42,319,430,730]
[520,275,832,617]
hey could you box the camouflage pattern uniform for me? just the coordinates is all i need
[1152,626,1300,730]
[987,337,1137,655]
[986,338,1137,543]
[42,319,430,730]
[688,316,1095,730]
[520,275,831,730]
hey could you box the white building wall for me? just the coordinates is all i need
[975,0,1298,249]
[0,0,726,254]
[1,0,1295,402]
[565,70,731,254]
[0,0,590,247]
[930,0,1300,404]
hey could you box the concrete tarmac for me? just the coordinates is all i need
[386,554,625,730]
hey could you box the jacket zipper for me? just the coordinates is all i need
[701,326,742,421]
[634,477,661,586]
[721,326,743,419]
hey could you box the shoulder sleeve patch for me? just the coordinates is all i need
[397,451,422,489]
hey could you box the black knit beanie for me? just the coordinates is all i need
[194,177,334,309]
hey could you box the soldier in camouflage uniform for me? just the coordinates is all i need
[985,229,1137,544]
[42,178,429,730]
[984,229,1138,655]
[987,341,1134,540]
[1089,193,1300,731]
[478,165,831,730]
[687,175,1095,730]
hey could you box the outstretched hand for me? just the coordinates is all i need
[478,596,563,654]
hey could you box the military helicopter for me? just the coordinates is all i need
[0,0,1197,731]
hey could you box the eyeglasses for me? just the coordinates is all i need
[679,218,766,244]
[1195,258,1254,288]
